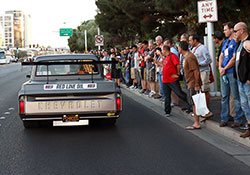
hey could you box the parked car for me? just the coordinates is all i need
[18,54,122,128]
[0,50,11,64]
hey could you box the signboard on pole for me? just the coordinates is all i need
[198,0,218,23]
[95,35,104,46]
[60,28,73,36]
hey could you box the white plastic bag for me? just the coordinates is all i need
[192,91,210,116]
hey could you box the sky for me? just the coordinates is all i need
[0,0,97,48]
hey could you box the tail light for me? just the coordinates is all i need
[19,100,25,113]
[116,97,121,111]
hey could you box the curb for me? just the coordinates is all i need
[121,85,250,148]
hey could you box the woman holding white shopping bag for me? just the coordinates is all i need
[178,41,207,130]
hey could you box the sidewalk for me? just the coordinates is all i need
[121,85,250,148]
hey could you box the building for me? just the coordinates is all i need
[0,10,31,48]
[24,14,32,48]
[0,24,4,47]
[0,14,14,47]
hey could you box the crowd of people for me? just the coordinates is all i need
[96,21,250,137]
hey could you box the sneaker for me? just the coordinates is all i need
[159,98,165,102]
[129,85,134,89]
[133,86,138,90]
[165,113,170,117]
[145,90,151,95]
[148,91,153,97]
[148,91,155,98]
[140,89,146,94]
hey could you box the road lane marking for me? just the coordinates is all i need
[4,112,10,115]
[0,117,6,120]
[8,108,15,111]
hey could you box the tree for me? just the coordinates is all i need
[94,0,250,47]
[95,0,189,45]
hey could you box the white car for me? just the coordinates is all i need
[0,54,11,64]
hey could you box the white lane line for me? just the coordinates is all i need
[4,112,10,115]
[8,108,15,111]
[0,117,6,120]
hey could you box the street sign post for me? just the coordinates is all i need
[198,0,218,23]
[95,35,104,47]
[60,28,73,36]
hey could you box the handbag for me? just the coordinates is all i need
[105,72,112,80]
[209,64,214,83]
[192,91,210,116]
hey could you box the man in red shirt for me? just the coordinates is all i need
[156,45,189,117]
[138,40,149,93]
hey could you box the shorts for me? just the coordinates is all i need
[187,88,197,105]
[200,71,210,92]
[131,68,136,79]
[111,69,121,79]
[147,68,156,82]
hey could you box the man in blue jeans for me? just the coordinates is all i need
[219,22,243,128]
[234,22,250,138]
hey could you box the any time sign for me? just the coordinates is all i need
[198,0,218,23]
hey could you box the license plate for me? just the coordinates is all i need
[53,120,89,126]
[62,114,79,122]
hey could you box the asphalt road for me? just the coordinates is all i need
[0,63,250,175]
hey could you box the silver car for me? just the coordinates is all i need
[18,54,122,128]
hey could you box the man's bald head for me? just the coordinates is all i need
[234,22,249,41]
[235,22,248,32]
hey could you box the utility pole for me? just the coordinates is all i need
[207,22,217,93]
[85,29,87,53]
[97,27,100,51]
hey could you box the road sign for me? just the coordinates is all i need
[198,0,218,23]
[60,28,73,36]
[95,35,104,46]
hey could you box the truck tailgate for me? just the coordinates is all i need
[24,93,116,115]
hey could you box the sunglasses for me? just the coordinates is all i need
[234,29,241,33]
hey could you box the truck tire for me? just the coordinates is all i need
[89,118,117,126]
[23,121,40,128]
[101,118,117,125]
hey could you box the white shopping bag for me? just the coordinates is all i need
[192,91,210,116]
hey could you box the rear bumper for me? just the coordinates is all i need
[20,113,120,121]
